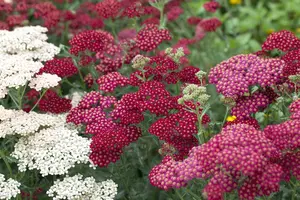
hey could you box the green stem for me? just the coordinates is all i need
[71,56,86,90]
[63,78,79,88]
[185,188,202,199]
[30,89,48,112]
[175,190,185,200]
[8,92,20,110]
[196,106,205,144]
[222,106,230,126]
[0,150,13,177]
[19,83,28,109]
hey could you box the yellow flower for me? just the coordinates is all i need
[230,0,242,5]
[266,29,275,35]
[296,28,300,33]
[226,115,237,122]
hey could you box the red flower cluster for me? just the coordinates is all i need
[130,55,202,86]
[97,72,129,92]
[38,58,78,78]
[38,90,72,114]
[203,1,221,13]
[67,92,141,166]
[259,31,300,89]
[69,30,110,55]
[149,102,210,159]
[198,17,222,32]
[262,30,300,52]
[136,24,172,52]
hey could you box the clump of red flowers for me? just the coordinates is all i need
[136,24,172,52]
[203,1,220,13]
[38,58,78,78]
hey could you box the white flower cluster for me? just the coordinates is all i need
[47,174,118,200]
[0,26,60,98]
[0,106,65,138]
[0,173,21,200]
[0,26,59,61]
[29,73,61,91]
[12,126,91,176]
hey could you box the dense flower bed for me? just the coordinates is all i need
[1,0,300,200]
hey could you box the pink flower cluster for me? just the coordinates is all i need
[149,124,283,199]
[209,54,285,99]
[150,100,300,199]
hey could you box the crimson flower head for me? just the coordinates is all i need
[38,58,78,78]
[290,99,300,120]
[231,92,272,120]
[38,90,72,114]
[96,0,121,19]
[187,16,202,25]
[166,6,183,21]
[203,1,220,13]
[198,17,222,32]
[69,30,111,55]
[262,30,300,52]
[136,24,172,52]
[97,72,130,92]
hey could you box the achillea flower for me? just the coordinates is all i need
[97,72,129,92]
[84,73,94,88]
[12,126,91,176]
[38,90,72,114]
[264,119,300,180]
[6,14,27,28]
[231,92,272,119]
[136,24,171,52]
[281,49,300,87]
[198,17,222,32]
[187,16,202,25]
[67,91,141,167]
[29,73,61,91]
[47,174,118,200]
[149,105,210,157]
[0,26,59,98]
[208,54,285,99]
[39,58,78,78]
[69,30,110,55]
[224,117,260,129]
[178,66,202,84]
[0,173,20,200]
[290,99,300,120]
[0,22,9,30]
[96,0,121,19]
[90,126,141,167]
[262,30,300,52]
[33,2,60,29]
[0,1,13,13]
[95,43,123,73]
[118,28,137,41]
[142,17,160,25]
[203,1,220,13]
[0,106,66,138]
[166,6,183,21]
[149,124,282,200]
